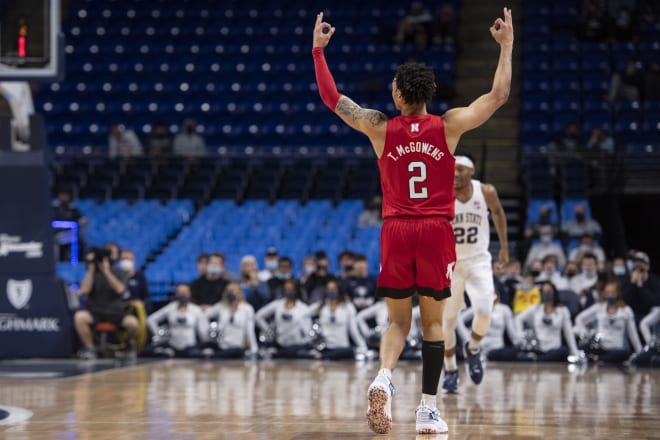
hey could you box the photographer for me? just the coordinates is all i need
[622,251,660,322]
[303,251,336,304]
[73,247,138,360]
[239,255,270,311]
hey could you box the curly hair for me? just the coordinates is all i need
[394,63,437,105]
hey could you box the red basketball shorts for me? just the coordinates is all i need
[376,216,456,301]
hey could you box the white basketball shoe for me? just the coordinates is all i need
[415,403,448,434]
[366,374,394,434]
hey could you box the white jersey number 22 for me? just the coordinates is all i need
[408,161,428,199]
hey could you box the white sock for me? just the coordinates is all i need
[378,368,392,380]
[421,393,437,409]
[468,337,480,354]
[444,354,457,371]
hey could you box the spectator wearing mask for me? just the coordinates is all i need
[569,253,600,311]
[574,280,642,364]
[258,247,279,282]
[561,204,602,241]
[312,280,367,360]
[611,257,628,284]
[303,251,336,304]
[524,225,567,269]
[146,121,173,157]
[255,279,314,359]
[562,261,579,279]
[205,282,258,358]
[191,253,232,310]
[337,250,356,279]
[535,255,569,290]
[622,251,660,322]
[108,124,143,158]
[145,284,207,358]
[74,248,137,360]
[568,234,606,264]
[456,292,521,362]
[267,256,295,300]
[300,255,316,285]
[512,271,541,314]
[118,249,148,304]
[515,282,580,362]
[173,118,206,157]
[239,255,270,311]
[343,253,377,312]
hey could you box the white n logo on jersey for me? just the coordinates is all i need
[410,123,419,132]
[446,262,455,280]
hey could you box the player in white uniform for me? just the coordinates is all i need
[442,156,509,393]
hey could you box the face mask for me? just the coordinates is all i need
[565,271,577,278]
[544,268,555,277]
[575,212,586,222]
[226,293,237,303]
[584,269,597,278]
[530,270,541,278]
[303,264,315,275]
[520,281,532,291]
[326,290,339,300]
[606,296,617,305]
[284,291,296,301]
[613,266,626,276]
[579,244,592,253]
[541,235,552,245]
[276,271,292,280]
[207,265,222,276]
[342,265,354,273]
[541,292,554,303]
[177,295,190,304]
[265,260,278,270]
[626,260,634,272]
[119,259,134,272]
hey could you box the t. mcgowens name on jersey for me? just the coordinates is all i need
[385,142,446,161]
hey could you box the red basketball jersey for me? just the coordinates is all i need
[377,114,455,219]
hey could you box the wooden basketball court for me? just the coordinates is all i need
[0,360,658,439]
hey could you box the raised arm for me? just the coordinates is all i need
[312,12,388,157]
[482,183,509,267]
[443,8,513,151]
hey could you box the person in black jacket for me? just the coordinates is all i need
[622,251,660,323]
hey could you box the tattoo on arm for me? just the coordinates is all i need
[336,98,387,127]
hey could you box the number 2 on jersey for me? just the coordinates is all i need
[408,161,428,199]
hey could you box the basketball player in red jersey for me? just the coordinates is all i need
[312,8,513,434]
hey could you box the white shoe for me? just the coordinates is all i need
[366,374,394,434]
[415,403,448,434]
